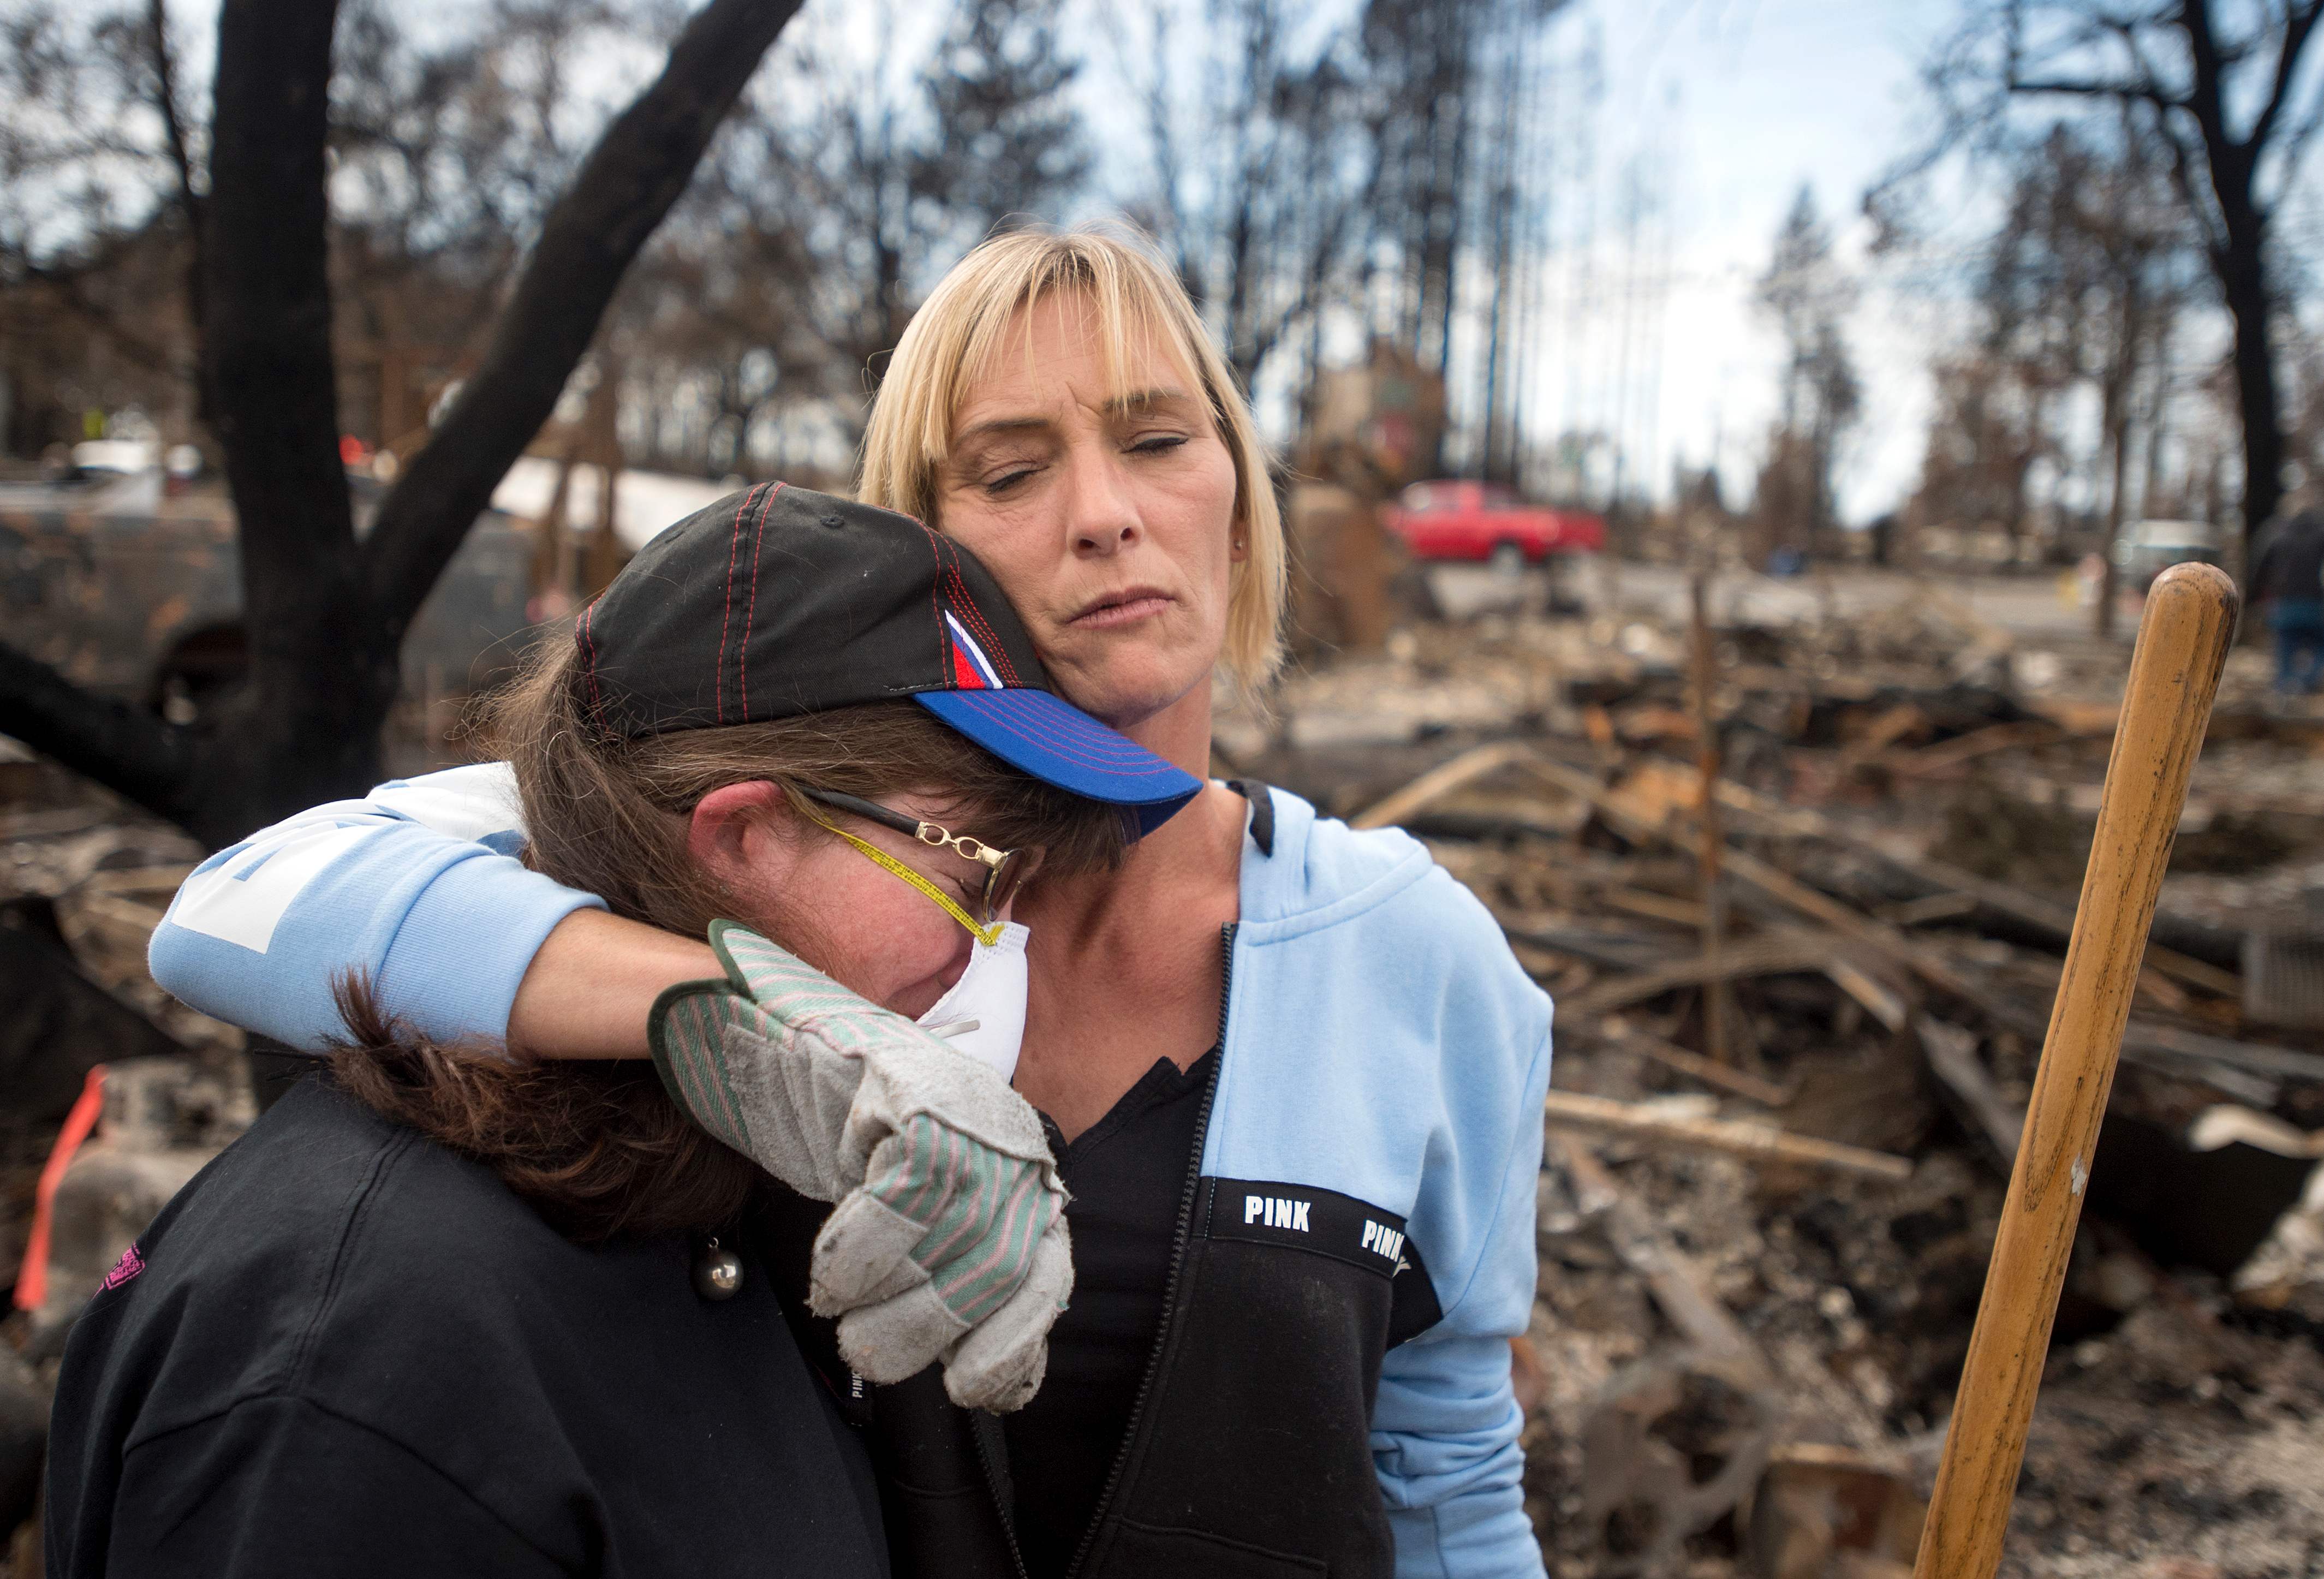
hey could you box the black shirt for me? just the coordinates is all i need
[45,1078,889,1579]
[1005,1049,1216,1577]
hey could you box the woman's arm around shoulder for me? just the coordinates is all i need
[148,763,623,1053]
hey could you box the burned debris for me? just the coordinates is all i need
[0,747,249,1557]
[1225,561,2324,1576]
[2,557,2322,1575]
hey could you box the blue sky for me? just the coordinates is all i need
[150,0,2280,519]
[1066,0,1964,518]
[1598,0,1951,517]
[1435,0,2309,520]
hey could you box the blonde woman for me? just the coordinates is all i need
[152,228,1554,1579]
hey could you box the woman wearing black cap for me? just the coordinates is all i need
[151,228,1554,1579]
[49,495,1202,1576]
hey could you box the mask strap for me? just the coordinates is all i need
[803,807,1002,947]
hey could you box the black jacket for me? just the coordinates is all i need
[44,1079,889,1578]
[2254,511,2324,603]
[821,1069,1448,1579]
[797,927,1456,1579]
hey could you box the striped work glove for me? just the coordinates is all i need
[650,922,1071,1413]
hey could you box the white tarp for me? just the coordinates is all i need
[490,457,739,553]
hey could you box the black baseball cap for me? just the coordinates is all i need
[575,482,1203,831]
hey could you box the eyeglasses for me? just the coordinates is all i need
[796,788,1044,943]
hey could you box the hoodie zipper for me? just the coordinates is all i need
[971,1408,1030,1579]
[1058,922,1237,1579]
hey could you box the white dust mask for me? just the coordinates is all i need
[916,922,1030,1084]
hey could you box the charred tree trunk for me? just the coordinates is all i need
[0,0,802,849]
[204,0,393,839]
[2176,0,2302,551]
[1990,0,2319,557]
[2215,212,2285,547]
[2096,362,2132,640]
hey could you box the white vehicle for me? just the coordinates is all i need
[69,439,162,475]
[2113,519,2226,591]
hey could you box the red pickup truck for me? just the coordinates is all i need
[1382,480,1606,568]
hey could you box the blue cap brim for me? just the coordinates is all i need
[914,689,1203,835]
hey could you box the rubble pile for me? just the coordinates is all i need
[0,746,248,1570]
[1230,563,2324,1576]
[4,560,2324,1574]
[1523,1117,2324,1577]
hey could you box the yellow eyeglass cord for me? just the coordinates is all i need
[804,809,1003,948]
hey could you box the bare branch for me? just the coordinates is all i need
[0,641,190,824]
[146,0,202,234]
[14,256,187,374]
[361,0,805,630]
[2250,0,2324,150]
[2180,0,2234,152]
[2009,72,2190,105]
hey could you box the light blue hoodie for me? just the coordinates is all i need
[151,771,1553,1577]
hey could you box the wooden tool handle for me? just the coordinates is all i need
[1914,562,2238,1579]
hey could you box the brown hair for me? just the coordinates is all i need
[331,979,760,1242]
[332,634,1128,1241]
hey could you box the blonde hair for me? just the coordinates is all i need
[858,225,1286,689]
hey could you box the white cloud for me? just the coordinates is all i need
[1572,0,1952,519]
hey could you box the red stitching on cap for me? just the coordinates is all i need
[928,537,1022,685]
[916,524,955,686]
[716,485,765,724]
[739,482,783,718]
[944,563,1024,687]
[577,597,607,728]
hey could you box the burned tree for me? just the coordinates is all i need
[0,0,803,848]
[1120,0,1573,478]
[1118,0,1376,396]
[1903,121,2197,607]
[622,0,1088,469]
[1896,0,2324,549]
[1753,186,1862,562]
[0,4,210,450]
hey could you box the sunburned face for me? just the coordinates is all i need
[932,295,1242,732]
[693,788,1007,1021]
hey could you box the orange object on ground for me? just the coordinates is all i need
[13,1065,107,1312]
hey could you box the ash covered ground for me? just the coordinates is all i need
[6,557,2324,1576]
